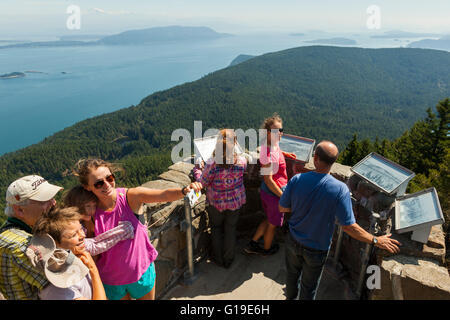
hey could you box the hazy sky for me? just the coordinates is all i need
[0,0,449,37]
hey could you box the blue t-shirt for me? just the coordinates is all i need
[279,172,355,251]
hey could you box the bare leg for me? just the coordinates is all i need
[263,223,277,250]
[252,219,268,242]
[137,285,156,300]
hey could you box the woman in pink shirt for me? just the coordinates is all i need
[73,159,202,300]
[199,129,247,268]
[244,113,294,256]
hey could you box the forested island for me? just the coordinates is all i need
[0,26,232,49]
[98,26,231,45]
[0,72,25,79]
[408,36,450,51]
[304,38,357,45]
[371,30,442,38]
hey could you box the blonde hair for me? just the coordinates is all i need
[213,129,237,169]
[261,112,282,130]
[33,206,82,243]
[63,185,98,214]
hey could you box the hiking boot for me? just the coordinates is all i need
[261,243,280,256]
[243,240,265,255]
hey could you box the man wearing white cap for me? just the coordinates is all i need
[0,175,62,300]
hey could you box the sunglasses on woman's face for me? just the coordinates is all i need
[270,128,283,133]
[93,174,115,189]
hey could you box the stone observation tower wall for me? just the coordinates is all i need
[137,152,449,300]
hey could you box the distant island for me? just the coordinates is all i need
[290,33,305,37]
[304,38,357,45]
[371,30,441,39]
[229,54,256,67]
[24,70,45,74]
[0,40,28,43]
[0,26,232,49]
[98,26,232,45]
[0,40,96,49]
[59,35,105,42]
[0,72,26,79]
[408,36,450,51]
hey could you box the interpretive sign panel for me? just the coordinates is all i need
[351,152,415,195]
[278,134,315,163]
[395,187,444,233]
[194,135,243,162]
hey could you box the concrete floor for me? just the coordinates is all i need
[163,238,358,300]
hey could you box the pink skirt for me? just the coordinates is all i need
[260,189,284,227]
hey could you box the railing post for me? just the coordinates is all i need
[182,195,197,285]
[356,242,373,297]
[333,225,344,269]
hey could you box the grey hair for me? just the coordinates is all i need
[4,199,30,217]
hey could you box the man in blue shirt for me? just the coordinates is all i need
[279,141,401,300]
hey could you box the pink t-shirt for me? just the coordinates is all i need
[94,188,158,286]
[260,143,288,188]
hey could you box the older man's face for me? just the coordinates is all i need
[19,198,56,227]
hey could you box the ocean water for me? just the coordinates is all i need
[0,33,425,155]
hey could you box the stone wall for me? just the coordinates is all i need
[141,154,449,300]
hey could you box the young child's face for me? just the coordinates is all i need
[83,201,97,218]
[57,220,86,251]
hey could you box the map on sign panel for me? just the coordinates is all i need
[194,135,244,162]
[278,134,315,163]
[395,187,444,232]
[351,153,415,194]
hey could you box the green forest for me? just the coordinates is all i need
[0,46,449,229]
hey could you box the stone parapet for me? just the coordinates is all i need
[141,153,448,299]
[371,255,450,300]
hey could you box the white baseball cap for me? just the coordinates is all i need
[6,175,63,204]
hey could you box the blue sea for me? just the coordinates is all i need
[0,33,426,155]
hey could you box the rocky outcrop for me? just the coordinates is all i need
[371,255,450,299]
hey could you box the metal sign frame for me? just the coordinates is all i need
[394,187,444,233]
[350,152,415,195]
[279,133,315,164]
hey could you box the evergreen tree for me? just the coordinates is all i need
[339,133,362,165]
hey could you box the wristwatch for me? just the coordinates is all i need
[372,236,378,245]
[181,186,189,196]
